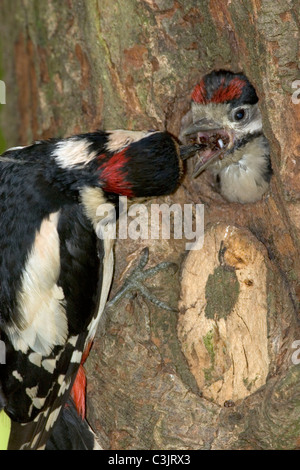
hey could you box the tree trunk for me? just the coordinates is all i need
[1,0,300,450]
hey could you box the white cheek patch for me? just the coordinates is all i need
[243,115,262,135]
[105,130,154,153]
[53,138,97,169]
[6,212,68,355]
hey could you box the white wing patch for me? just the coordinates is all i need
[6,211,68,355]
[105,130,155,153]
[45,406,62,432]
[70,349,82,363]
[53,137,97,169]
[12,370,23,382]
[29,353,42,367]
[41,358,57,374]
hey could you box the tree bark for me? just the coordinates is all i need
[0,0,300,450]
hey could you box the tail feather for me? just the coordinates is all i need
[70,342,92,419]
[70,365,86,419]
[45,398,101,450]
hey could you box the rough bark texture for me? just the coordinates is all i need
[1,0,300,450]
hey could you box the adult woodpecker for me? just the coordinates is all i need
[0,129,198,450]
[180,70,272,203]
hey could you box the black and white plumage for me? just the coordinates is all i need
[45,397,99,450]
[181,70,272,203]
[0,129,193,450]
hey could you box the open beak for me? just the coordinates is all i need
[181,118,234,178]
[179,143,206,161]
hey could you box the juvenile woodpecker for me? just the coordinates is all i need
[0,129,197,450]
[181,70,272,203]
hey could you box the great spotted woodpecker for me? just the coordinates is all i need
[181,70,272,203]
[0,129,197,450]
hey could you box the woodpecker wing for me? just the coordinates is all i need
[0,129,183,449]
[0,147,111,449]
[0,201,107,449]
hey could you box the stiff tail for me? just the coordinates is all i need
[45,397,101,450]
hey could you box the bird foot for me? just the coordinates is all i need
[106,247,178,312]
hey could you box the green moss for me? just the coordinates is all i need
[196,2,231,66]
[203,368,213,384]
[83,1,129,128]
[205,266,240,321]
[203,330,215,386]
[203,330,215,364]
[287,270,298,282]
[243,376,259,392]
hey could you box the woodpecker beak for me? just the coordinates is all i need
[182,118,234,178]
[179,143,206,160]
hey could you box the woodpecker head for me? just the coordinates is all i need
[51,129,199,199]
[181,70,272,203]
[96,130,184,198]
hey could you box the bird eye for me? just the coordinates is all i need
[233,108,246,121]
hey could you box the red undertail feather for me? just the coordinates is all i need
[71,342,93,419]
[71,365,87,419]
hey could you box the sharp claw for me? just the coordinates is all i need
[106,249,178,311]
[142,261,178,279]
[137,247,149,269]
